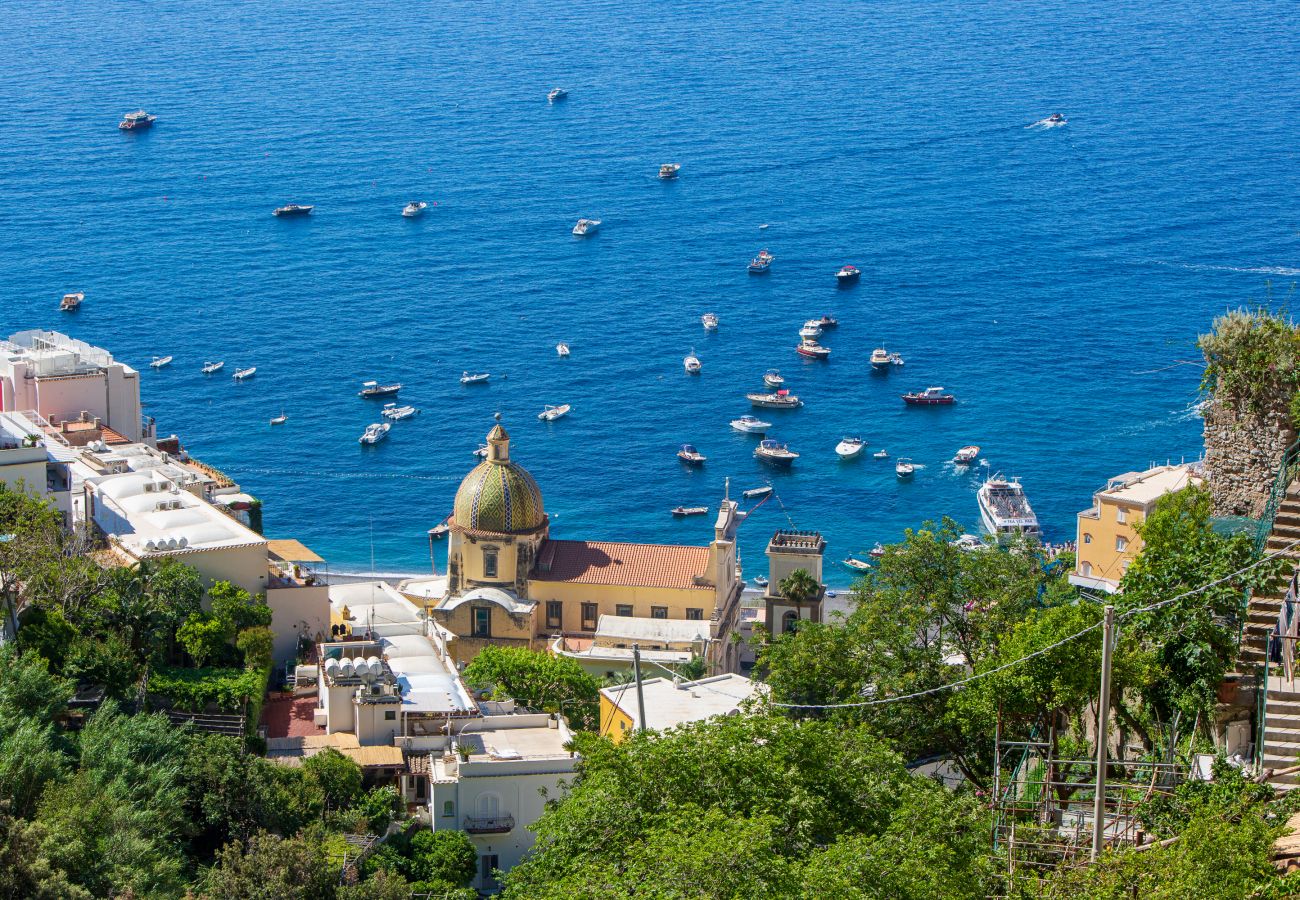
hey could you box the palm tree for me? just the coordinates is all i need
[778,568,820,605]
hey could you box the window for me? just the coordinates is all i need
[546,600,563,629]
[581,602,598,631]
[782,611,799,634]
[472,606,491,638]
[482,546,499,579]
[1116,508,1127,525]
[1080,561,1093,577]
[480,854,500,890]
[1083,533,1092,544]
[478,793,501,818]
[616,604,633,617]
[651,606,668,619]
[384,710,396,721]
[686,608,703,620]
[442,800,455,818]
[1121,558,1132,573]
[1116,536,1128,552]
[415,778,426,800]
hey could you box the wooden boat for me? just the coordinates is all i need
[902,387,954,406]
[677,444,706,465]
[747,390,802,409]
[755,439,798,466]
[359,380,402,398]
[60,292,84,312]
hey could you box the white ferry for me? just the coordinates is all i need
[977,475,1041,539]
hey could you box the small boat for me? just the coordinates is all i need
[701,312,719,331]
[952,534,984,552]
[1030,112,1067,128]
[954,445,981,465]
[796,340,831,360]
[572,218,600,236]
[835,265,860,285]
[684,353,702,374]
[817,315,838,329]
[359,380,402,398]
[755,439,798,467]
[752,575,769,588]
[731,415,772,434]
[118,110,156,131]
[201,360,224,374]
[843,557,871,572]
[382,403,419,421]
[233,366,256,380]
[902,386,954,406]
[150,355,173,369]
[742,485,773,499]
[763,369,784,389]
[272,204,313,217]
[677,444,706,465]
[835,437,865,459]
[359,422,390,445]
[270,411,287,426]
[473,444,489,459]
[799,320,823,339]
[896,457,915,478]
[671,505,709,516]
[556,342,571,357]
[873,449,889,459]
[429,518,451,539]
[890,353,905,367]
[748,250,774,274]
[747,390,802,409]
[60,292,84,312]
[870,348,892,370]
[539,404,571,421]
[460,371,490,385]
[548,87,568,102]
[402,201,428,218]
[658,163,681,180]
[869,542,886,559]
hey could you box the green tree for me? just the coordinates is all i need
[464,645,600,729]
[209,581,273,633]
[236,625,275,671]
[200,831,336,900]
[179,612,232,667]
[301,749,362,814]
[408,829,477,887]
[0,807,91,900]
[98,558,203,665]
[338,868,420,900]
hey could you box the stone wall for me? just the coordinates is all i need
[1203,398,1295,517]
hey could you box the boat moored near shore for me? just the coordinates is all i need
[977,475,1041,539]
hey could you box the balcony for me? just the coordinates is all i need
[463,814,514,834]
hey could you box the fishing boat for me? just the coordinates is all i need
[755,439,798,466]
[460,371,490,385]
[835,264,860,285]
[572,218,600,236]
[748,250,774,274]
[539,404,571,421]
[731,415,771,434]
[556,342,570,357]
[272,204,313,217]
[701,312,719,331]
[763,369,784,388]
[359,422,391,445]
[358,380,402,398]
[683,353,702,374]
[429,518,451,539]
[742,485,773,499]
[201,360,225,374]
[835,436,865,459]
[671,505,709,516]
[869,542,885,559]
[873,449,889,459]
[548,87,568,102]
[954,445,981,465]
[747,390,802,409]
[799,320,823,339]
[60,292,84,312]
[817,315,839,329]
[796,340,831,360]
[233,367,256,380]
[381,403,419,421]
[402,201,428,218]
[843,556,871,572]
[677,444,706,465]
[752,575,769,588]
[902,386,954,405]
[896,457,915,478]
[659,163,681,180]
[269,411,287,426]
[150,355,173,369]
[118,110,156,131]
[977,475,1041,538]
[870,348,892,370]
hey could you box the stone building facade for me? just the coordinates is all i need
[1202,398,1295,518]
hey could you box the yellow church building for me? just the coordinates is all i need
[426,423,746,676]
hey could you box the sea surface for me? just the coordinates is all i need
[1,1,1296,585]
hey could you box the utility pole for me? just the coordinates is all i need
[1091,604,1116,861]
[632,643,648,732]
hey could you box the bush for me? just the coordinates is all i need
[1199,307,1300,423]
[149,666,265,713]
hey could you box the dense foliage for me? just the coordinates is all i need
[463,644,600,729]
[1199,306,1300,424]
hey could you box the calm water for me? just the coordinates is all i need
[2,1,1296,584]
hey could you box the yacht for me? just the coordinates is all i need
[659,163,681,180]
[672,506,709,516]
[402,201,428,218]
[835,436,865,459]
[954,445,981,465]
[272,204,313,217]
[816,315,838,329]
[150,355,173,369]
[977,475,1041,538]
[118,110,156,131]
[548,87,568,102]
[359,380,402,398]
[896,457,915,478]
[731,415,771,434]
[902,386,954,405]
[796,340,831,360]
[835,265,860,285]
[60,292,84,312]
[270,411,287,426]
[382,403,419,421]
[539,404,571,421]
[748,250,774,274]
[233,367,256,380]
[572,218,601,236]
[843,556,871,572]
[359,422,391,445]
[684,353,702,374]
[799,320,823,339]
[677,444,706,465]
[201,360,224,374]
[747,390,802,409]
[701,312,719,331]
[755,439,798,466]
[870,348,892,370]
[763,369,784,388]
[742,485,773,499]
[460,371,490,385]
[556,342,570,357]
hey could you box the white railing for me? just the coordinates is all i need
[1273,569,1300,685]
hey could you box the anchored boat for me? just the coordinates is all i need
[902,386,954,405]
[977,475,1041,539]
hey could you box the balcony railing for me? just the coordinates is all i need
[463,814,514,834]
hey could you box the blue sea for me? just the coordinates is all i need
[2,1,1297,585]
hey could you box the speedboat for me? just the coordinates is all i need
[1030,112,1067,128]
[684,353,702,374]
[677,444,706,465]
[954,445,981,465]
[659,163,681,180]
[270,411,287,426]
[201,361,225,374]
[539,404,571,421]
[382,403,419,421]
[548,87,568,102]
[817,315,838,329]
[902,386,954,405]
[873,449,889,459]
[747,390,801,409]
[359,422,390,445]
[461,371,490,385]
[60,292,84,311]
[799,320,823,339]
[429,518,450,539]
[890,353,905,366]
[870,348,891,370]
[896,457,915,478]
[731,415,771,434]
[118,110,156,131]
[672,506,708,516]
[473,444,489,459]
[752,575,769,588]
[742,485,773,499]
[272,204,313,217]
[763,369,784,388]
[843,557,871,572]
[978,475,1041,539]
[572,218,600,236]
[796,340,831,360]
[748,250,774,274]
[359,380,402,398]
[869,542,885,559]
[701,312,719,331]
[233,366,256,380]
[835,437,865,459]
[150,355,173,369]
[556,342,570,357]
[402,201,428,218]
[835,265,860,285]
[755,439,798,466]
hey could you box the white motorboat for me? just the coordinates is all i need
[548,87,568,102]
[752,575,769,588]
[60,292,84,311]
[461,371,490,385]
[269,411,287,426]
[402,201,428,218]
[473,444,489,459]
[799,320,823,339]
[233,367,256,380]
[843,556,871,572]
[150,355,173,369]
[381,403,419,421]
[873,449,889,459]
[671,505,708,516]
[835,437,865,459]
[835,265,861,284]
[978,475,1041,539]
[677,444,706,465]
[951,534,985,552]
[556,342,570,357]
[747,390,802,409]
[202,360,225,374]
[272,204,313,217]
[755,439,798,467]
[796,340,831,360]
[429,518,451,539]
[1029,112,1067,128]
[731,415,771,434]
[870,348,892,370]
[896,457,915,478]
[684,353,702,374]
[890,353,905,366]
[572,218,600,236]
[359,422,390,445]
[954,445,981,465]
[742,485,773,499]
[763,370,784,388]
[659,163,681,180]
[539,404,571,421]
[701,312,719,331]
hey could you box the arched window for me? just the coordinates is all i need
[483,546,499,579]
[1080,561,1093,577]
[442,799,455,818]
[782,611,799,634]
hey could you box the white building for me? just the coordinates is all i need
[0,410,74,523]
[598,673,762,741]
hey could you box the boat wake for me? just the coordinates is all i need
[1026,119,1067,129]
[1138,258,1300,277]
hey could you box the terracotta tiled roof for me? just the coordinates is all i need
[532,540,712,591]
